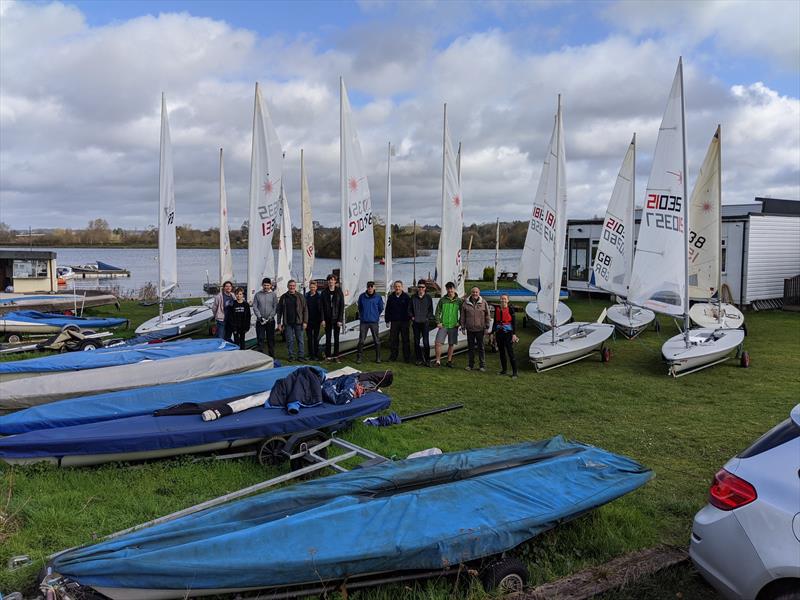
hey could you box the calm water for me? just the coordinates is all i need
[9,247,525,297]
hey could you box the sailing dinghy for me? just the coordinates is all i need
[528,97,613,371]
[627,60,745,377]
[686,126,745,330]
[591,135,656,338]
[136,95,212,337]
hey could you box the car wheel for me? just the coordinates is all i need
[481,557,528,593]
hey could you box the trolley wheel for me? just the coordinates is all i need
[257,436,287,466]
[740,351,750,368]
[5,333,22,344]
[601,347,612,363]
[79,339,102,351]
[289,437,328,473]
[481,557,529,593]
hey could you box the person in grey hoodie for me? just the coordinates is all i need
[252,277,278,356]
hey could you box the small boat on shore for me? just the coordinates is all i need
[70,261,131,278]
[0,310,128,340]
[0,292,120,315]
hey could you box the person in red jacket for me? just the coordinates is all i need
[491,294,519,378]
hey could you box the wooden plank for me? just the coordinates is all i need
[514,546,689,600]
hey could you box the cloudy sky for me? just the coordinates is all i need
[1,0,798,231]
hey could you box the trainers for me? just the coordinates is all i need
[446,361,454,368]
[416,360,424,366]
[434,360,441,367]
[498,370,507,376]
[479,367,486,372]
[511,373,519,379]
[465,366,472,371]
[375,357,382,363]
[356,357,362,364]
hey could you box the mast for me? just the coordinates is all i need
[339,77,345,322]
[679,57,690,346]
[494,218,500,291]
[413,219,417,283]
[301,148,306,290]
[551,94,562,344]
[716,124,723,325]
[627,132,636,316]
[439,103,447,292]
[385,142,393,298]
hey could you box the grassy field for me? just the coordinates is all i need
[1,291,798,598]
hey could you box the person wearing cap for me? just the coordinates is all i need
[304,280,323,360]
[356,281,384,363]
[320,274,345,361]
[277,279,308,361]
[460,286,490,371]
[409,279,434,366]
[385,279,411,362]
[434,281,462,367]
[252,277,277,356]
[491,294,519,378]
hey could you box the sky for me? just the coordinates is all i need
[0,0,798,231]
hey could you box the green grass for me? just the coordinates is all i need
[1,291,798,598]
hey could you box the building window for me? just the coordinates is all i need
[721,239,727,274]
[13,259,48,278]
[569,238,590,281]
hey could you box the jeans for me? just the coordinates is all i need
[256,318,276,356]
[306,322,321,359]
[284,323,305,360]
[496,329,517,374]
[215,320,227,341]
[389,321,411,361]
[412,322,430,363]
[324,324,340,358]
[466,330,486,368]
[358,322,380,360]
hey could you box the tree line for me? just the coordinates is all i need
[0,219,531,258]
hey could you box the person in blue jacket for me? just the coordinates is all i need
[356,281,384,363]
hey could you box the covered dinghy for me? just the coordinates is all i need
[0,350,273,414]
[49,436,651,598]
[0,310,128,335]
[0,339,237,382]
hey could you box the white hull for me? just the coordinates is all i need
[662,327,745,377]
[320,320,390,355]
[689,302,744,330]
[136,306,213,336]
[605,304,656,339]
[525,301,572,331]
[529,322,614,372]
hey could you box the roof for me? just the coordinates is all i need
[0,249,57,260]
[755,197,800,215]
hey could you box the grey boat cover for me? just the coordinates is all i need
[0,350,273,414]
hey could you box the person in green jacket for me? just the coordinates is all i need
[434,281,463,367]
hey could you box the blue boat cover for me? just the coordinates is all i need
[0,295,73,305]
[0,365,320,435]
[0,339,236,376]
[0,390,389,459]
[96,261,124,271]
[51,436,651,592]
[0,310,127,328]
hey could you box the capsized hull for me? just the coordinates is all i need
[525,301,572,331]
[662,327,745,376]
[50,436,652,597]
[689,302,744,330]
[135,305,213,336]
[605,304,656,339]
[529,322,614,371]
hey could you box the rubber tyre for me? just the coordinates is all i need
[79,340,102,351]
[740,351,750,368]
[481,557,528,593]
[257,436,287,466]
[6,333,22,344]
[601,347,612,363]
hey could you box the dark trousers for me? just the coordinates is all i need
[412,322,430,363]
[496,329,518,374]
[232,329,247,350]
[389,321,411,361]
[358,322,380,360]
[306,322,321,359]
[467,330,486,368]
[324,324,340,358]
[256,318,276,356]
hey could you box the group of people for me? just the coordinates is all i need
[210,276,520,378]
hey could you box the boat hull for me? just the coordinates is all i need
[135,305,213,337]
[662,327,745,376]
[525,301,572,331]
[529,322,614,371]
[605,304,656,339]
[0,292,120,315]
[689,302,744,330]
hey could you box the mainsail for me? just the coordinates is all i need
[300,149,314,290]
[592,135,635,298]
[688,126,721,300]
[219,148,234,285]
[437,104,464,295]
[339,78,374,306]
[628,61,688,318]
[158,93,177,302]
[275,182,293,296]
[246,83,283,300]
[384,142,394,296]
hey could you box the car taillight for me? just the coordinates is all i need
[709,469,757,510]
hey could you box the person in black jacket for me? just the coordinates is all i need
[305,280,323,360]
[408,279,434,366]
[385,280,411,362]
[491,294,519,378]
[320,274,345,361]
[225,287,251,350]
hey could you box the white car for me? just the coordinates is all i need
[690,404,800,599]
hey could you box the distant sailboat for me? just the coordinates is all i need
[275,182,293,296]
[300,149,315,291]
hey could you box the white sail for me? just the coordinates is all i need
[517,117,557,293]
[384,142,394,296]
[158,92,177,299]
[628,61,688,317]
[300,149,314,290]
[688,126,721,299]
[218,148,234,285]
[592,135,635,297]
[339,78,374,306]
[436,104,464,295]
[537,96,567,321]
[275,182,293,296]
[246,82,283,300]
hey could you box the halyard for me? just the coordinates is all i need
[1,294,797,598]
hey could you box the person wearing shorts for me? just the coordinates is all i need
[434,281,462,367]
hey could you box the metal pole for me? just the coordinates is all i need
[679,58,691,345]
[413,219,417,283]
[552,95,562,345]
[494,218,499,290]
[716,125,723,325]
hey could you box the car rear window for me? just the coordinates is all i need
[738,418,800,458]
